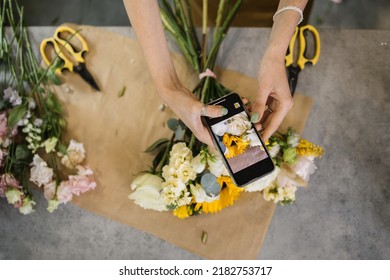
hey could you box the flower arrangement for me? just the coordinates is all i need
[129,0,323,218]
[0,0,96,214]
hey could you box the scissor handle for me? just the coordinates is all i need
[40,38,74,75]
[297,25,321,70]
[285,27,298,68]
[54,25,89,63]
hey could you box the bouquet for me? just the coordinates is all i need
[0,0,96,214]
[129,0,323,218]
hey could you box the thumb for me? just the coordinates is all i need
[201,104,228,118]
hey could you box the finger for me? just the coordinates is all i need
[261,101,293,142]
[201,104,228,118]
[251,87,269,123]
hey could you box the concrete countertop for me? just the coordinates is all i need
[1,27,389,259]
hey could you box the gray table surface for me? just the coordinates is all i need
[0,27,389,260]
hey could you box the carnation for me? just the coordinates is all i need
[61,140,86,169]
[30,155,54,187]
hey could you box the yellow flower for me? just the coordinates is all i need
[296,139,324,158]
[173,205,192,219]
[196,176,243,214]
[222,134,249,159]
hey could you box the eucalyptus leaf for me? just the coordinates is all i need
[7,104,27,128]
[167,118,180,131]
[200,173,221,197]
[144,138,169,153]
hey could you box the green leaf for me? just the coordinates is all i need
[8,104,27,128]
[200,173,221,197]
[15,144,32,163]
[152,148,166,170]
[144,138,169,153]
[45,92,63,113]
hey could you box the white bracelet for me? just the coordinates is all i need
[273,5,304,25]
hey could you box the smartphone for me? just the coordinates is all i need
[201,92,275,187]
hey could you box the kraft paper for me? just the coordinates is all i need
[53,25,312,259]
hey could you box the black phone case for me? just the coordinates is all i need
[201,93,275,186]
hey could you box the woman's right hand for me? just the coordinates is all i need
[161,83,227,147]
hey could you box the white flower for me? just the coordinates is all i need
[191,153,206,174]
[287,131,300,147]
[3,87,22,106]
[190,183,219,203]
[47,199,60,213]
[170,142,192,162]
[30,154,54,187]
[293,156,317,181]
[263,185,278,202]
[207,146,229,177]
[161,178,188,207]
[211,121,229,136]
[244,166,280,192]
[19,197,36,215]
[5,188,23,204]
[243,128,261,147]
[268,142,281,158]
[129,173,167,212]
[61,140,86,169]
[226,113,251,136]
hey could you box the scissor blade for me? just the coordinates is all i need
[74,63,100,91]
[287,66,300,96]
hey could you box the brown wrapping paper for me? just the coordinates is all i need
[53,25,312,259]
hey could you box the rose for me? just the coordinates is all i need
[129,173,166,211]
[30,155,54,187]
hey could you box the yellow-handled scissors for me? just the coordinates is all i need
[285,24,320,95]
[40,25,100,91]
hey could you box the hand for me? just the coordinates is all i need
[161,84,226,147]
[251,51,293,142]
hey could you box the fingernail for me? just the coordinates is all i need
[221,107,228,116]
[250,112,259,123]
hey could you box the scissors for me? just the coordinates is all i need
[40,25,100,91]
[285,24,320,96]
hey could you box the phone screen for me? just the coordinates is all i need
[210,111,269,174]
[202,93,274,186]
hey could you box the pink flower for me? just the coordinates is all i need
[56,180,73,204]
[44,181,57,200]
[0,173,21,197]
[0,112,8,139]
[70,166,96,196]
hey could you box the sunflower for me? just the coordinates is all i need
[296,139,324,158]
[195,176,243,214]
[222,134,249,158]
